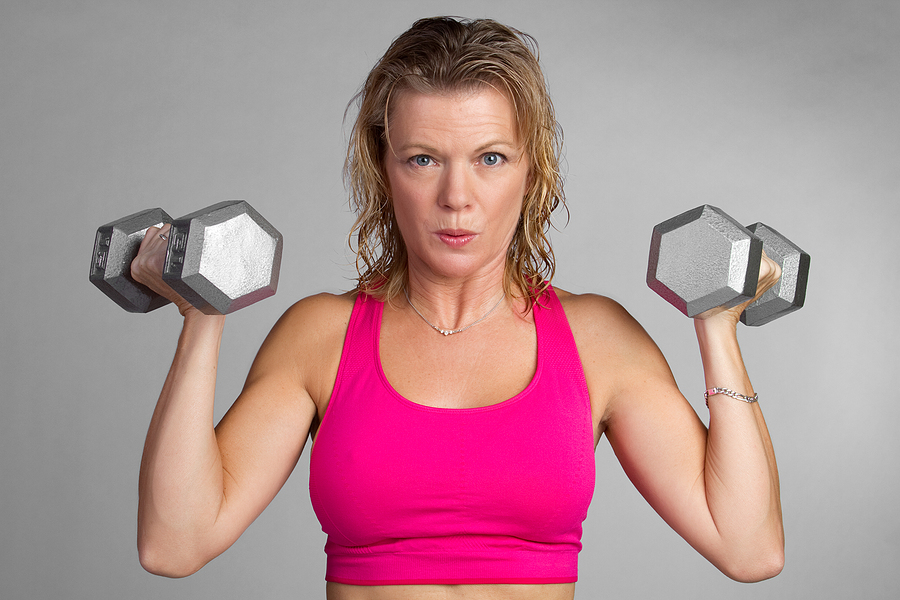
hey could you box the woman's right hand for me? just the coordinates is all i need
[131,224,198,317]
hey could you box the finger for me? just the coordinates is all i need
[139,223,171,252]
[759,249,782,284]
[132,224,172,283]
[749,250,782,304]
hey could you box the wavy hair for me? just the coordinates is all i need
[345,16,565,310]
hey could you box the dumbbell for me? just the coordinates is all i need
[90,200,283,315]
[646,204,809,326]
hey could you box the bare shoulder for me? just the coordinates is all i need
[554,288,653,353]
[554,288,676,427]
[247,291,356,407]
[273,291,356,340]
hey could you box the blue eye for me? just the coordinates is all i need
[482,153,502,166]
[414,155,432,167]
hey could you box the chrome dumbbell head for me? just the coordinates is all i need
[90,208,173,313]
[647,204,762,318]
[162,201,283,315]
[740,223,810,326]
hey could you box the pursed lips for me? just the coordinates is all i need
[435,229,477,247]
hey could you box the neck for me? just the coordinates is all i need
[406,270,509,333]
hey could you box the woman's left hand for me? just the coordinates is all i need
[693,250,782,326]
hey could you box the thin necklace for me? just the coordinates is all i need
[404,288,506,336]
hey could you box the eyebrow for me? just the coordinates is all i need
[395,139,519,156]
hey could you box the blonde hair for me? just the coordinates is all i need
[345,16,565,310]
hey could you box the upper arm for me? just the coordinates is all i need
[564,293,720,556]
[210,293,351,546]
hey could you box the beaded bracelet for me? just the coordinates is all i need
[704,387,759,408]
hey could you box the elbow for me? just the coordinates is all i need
[721,546,785,583]
[137,537,206,579]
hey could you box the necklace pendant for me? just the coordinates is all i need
[405,288,505,338]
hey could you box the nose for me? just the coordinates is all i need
[437,163,472,211]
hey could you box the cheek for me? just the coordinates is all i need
[493,196,524,247]
[503,177,528,222]
[384,167,410,216]
[388,180,428,240]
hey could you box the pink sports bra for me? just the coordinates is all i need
[309,286,595,585]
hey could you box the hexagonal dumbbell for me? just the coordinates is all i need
[90,200,282,315]
[90,208,175,313]
[646,204,809,326]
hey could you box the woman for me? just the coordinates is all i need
[134,17,784,600]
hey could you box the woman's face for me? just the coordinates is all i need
[383,86,530,285]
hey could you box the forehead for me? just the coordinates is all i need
[387,87,521,148]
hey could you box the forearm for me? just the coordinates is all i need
[137,310,228,576]
[694,316,784,581]
[695,318,784,580]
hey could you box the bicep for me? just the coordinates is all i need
[208,306,321,548]
[213,376,316,540]
[604,369,716,546]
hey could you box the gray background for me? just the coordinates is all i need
[2,0,897,598]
